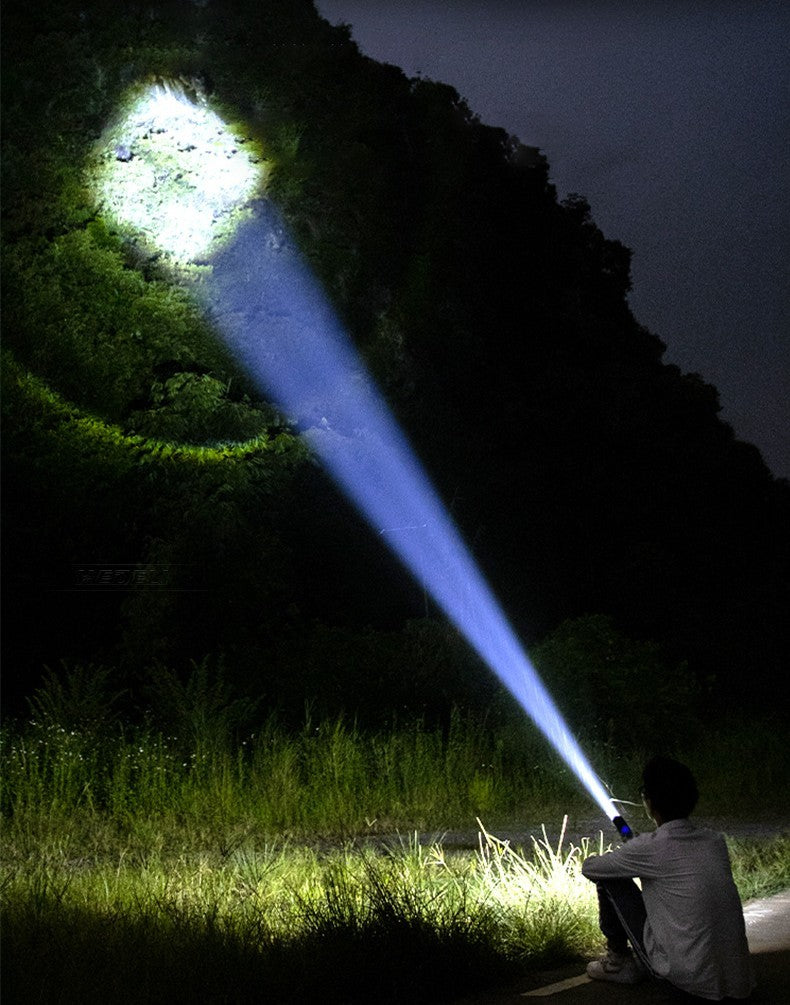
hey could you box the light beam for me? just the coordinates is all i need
[92,84,619,822]
[203,213,618,820]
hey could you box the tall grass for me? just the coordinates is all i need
[1,817,605,1003]
[3,709,786,845]
[4,813,785,1003]
[0,711,614,847]
[2,710,788,1002]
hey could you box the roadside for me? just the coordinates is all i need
[453,890,790,1005]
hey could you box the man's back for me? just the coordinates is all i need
[582,819,754,999]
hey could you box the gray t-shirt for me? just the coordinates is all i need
[582,818,754,1000]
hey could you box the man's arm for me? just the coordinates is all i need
[581,834,662,882]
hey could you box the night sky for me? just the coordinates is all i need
[316,0,789,480]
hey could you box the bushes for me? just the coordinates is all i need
[5,654,785,838]
[126,371,272,443]
[2,227,236,425]
[531,614,700,752]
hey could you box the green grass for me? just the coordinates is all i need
[1,713,788,1003]
[0,711,606,841]
[727,834,790,902]
[0,819,605,1003]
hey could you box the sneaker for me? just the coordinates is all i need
[586,949,645,984]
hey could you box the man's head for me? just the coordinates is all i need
[641,756,698,823]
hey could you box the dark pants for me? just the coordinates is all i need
[597,879,652,972]
[597,882,749,1002]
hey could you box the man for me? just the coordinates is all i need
[581,756,754,1000]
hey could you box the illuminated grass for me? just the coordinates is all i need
[2,714,788,1002]
[2,813,785,1003]
[0,821,601,1003]
[473,819,606,959]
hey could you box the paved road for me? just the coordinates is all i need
[454,890,790,1005]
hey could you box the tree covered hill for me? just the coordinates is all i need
[2,0,788,719]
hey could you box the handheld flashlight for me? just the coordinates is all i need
[612,815,634,841]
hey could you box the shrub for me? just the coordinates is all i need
[530,614,699,751]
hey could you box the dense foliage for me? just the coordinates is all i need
[2,0,789,723]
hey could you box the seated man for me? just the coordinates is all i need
[581,756,754,1000]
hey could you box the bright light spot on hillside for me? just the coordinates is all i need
[91,83,263,263]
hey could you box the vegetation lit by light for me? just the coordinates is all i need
[90,82,264,263]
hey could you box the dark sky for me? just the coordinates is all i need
[316,0,789,480]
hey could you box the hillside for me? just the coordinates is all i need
[2,0,788,720]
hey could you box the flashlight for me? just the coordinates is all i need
[612,815,635,841]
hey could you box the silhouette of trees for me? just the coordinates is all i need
[2,0,788,716]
